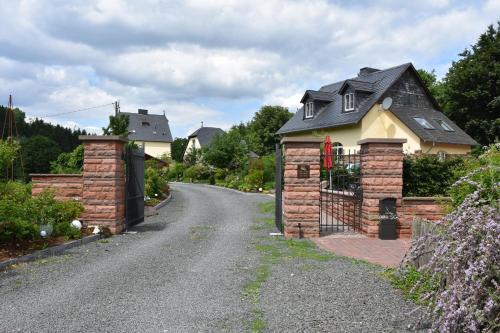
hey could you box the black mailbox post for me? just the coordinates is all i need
[379,198,397,240]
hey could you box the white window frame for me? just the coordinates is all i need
[413,117,435,129]
[304,101,314,118]
[435,119,454,131]
[437,151,447,161]
[344,93,355,111]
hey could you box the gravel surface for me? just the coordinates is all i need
[0,183,422,332]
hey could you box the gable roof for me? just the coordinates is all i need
[300,90,336,103]
[390,105,478,146]
[277,63,413,135]
[276,62,478,146]
[188,127,224,147]
[123,112,173,143]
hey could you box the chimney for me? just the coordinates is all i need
[358,67,380,77]
[138,109,148,115]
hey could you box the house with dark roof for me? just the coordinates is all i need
[278,63,478,156]
[122,109,173,158]
[183,125,224,160]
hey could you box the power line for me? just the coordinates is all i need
[38,102,115,118]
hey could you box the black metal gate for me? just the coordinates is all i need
[274,143,283,233]
[319,150,362,233]
[125,146,145,229]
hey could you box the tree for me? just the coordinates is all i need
[50,144,84,174]
[102,113,130,136]
[440,22,500,145]
[203,129,249,169]
[184,147,202,167]
[247,105,293,155]
[0,139,19,172]
[171,137,188,162]
[22,135,61,175]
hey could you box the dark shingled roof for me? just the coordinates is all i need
[300,90,336,103]
[277,62,478,146]
[123,112,173,143]
[188,127,224,147]
[390,105,478,146]
[278,63,412,135]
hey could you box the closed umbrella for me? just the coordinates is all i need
[323,136,333,189]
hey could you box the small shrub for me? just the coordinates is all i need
[50,145,84,174]
[244,169,264,191]
[403,154,465,196]
[168,163,185,181]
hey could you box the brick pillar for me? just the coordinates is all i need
[281,137,323,238]
[79,135,127,234]
[358,138,406,238]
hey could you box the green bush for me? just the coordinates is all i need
[448,144,499,208]
[403,154,466,196]
[145,166,169,199]
[0,183,84,241]
[262,154,275,184]
[50,145,84,174]
[184,164,212,181]
[244,169,264,191]
[168,163,185,181]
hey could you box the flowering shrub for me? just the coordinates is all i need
[399,144,499,332]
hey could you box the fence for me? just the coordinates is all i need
[409,219,443,269]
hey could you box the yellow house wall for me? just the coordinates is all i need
[361,104,421,154]
[287,125,362,152]
[137,141,171,158]
[283,104,471,155]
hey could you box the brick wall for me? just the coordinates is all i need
[400,197,448,238]
[282,137,322,238]
[359,139,406,238]
[31,174,83,201]
[79,136,127,234]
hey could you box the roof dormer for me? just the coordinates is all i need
[300,90,335,119]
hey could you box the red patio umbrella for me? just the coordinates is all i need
[323,136,333,189]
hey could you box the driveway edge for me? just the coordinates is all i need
[0,234,101,271]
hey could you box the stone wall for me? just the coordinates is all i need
[31,174,83,201]
[282,137,322,238]
[31,136,127,235]
[399,197,448,238]
[79,136,127,234]
[359,139,406,238]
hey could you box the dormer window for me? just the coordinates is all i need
[305,102,314,118]
[344,93,354,111]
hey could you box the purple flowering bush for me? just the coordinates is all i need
[398,144,499,332]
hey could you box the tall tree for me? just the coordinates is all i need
[247,105,293,155]
[171,137,188,162]
[440,22,500,145]
[22,135,61,175]
[102,114,130,136]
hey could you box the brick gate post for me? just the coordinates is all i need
[79,135,127,234]
[358,138,406,238]
[281,137,323,238]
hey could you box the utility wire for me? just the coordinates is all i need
[38,102,115,118]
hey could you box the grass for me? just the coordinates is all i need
[383,266,438,305]
[189,225,214,241]
[258,202,274,214]
[243,201,337,332]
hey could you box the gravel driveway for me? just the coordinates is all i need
[0,183,422,332]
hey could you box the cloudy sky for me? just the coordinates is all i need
[0,0,498,138]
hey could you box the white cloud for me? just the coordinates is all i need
[0,0,498,138]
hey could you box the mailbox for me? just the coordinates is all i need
[379,198,397,240]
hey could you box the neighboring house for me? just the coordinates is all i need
[123,109,173,158]
[183,126,224,160]
[277,63,478,156]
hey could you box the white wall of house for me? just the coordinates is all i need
[183,137,201,159]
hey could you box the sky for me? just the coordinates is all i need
[0,0,498,138]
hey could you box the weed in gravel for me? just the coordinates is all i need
[189,225,214,241]
[98,239,109,244]
[258,202,274,214]
[242,265,270,304]
[250,308,266,333]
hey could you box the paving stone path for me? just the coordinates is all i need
[0,183,423,332]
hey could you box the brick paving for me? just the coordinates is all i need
[313,233,411,267]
